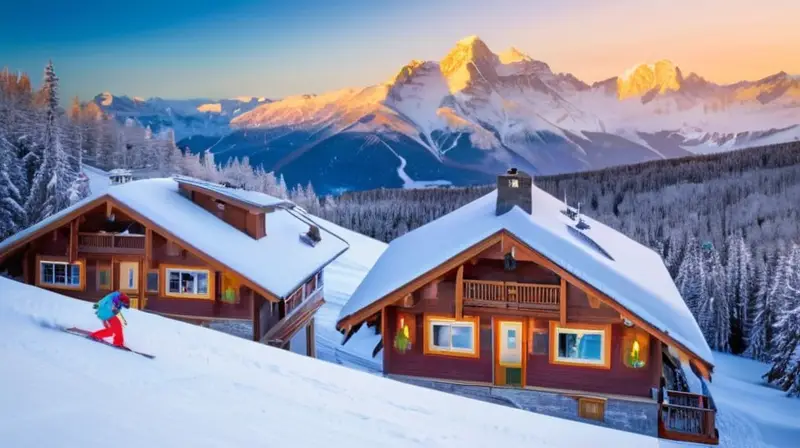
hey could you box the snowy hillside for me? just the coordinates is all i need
[168,36,799,193]
[0,278,658,447]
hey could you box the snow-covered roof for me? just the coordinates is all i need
[174,175,290,209]
[0,278,656,447]
[338,186,714,366]
[0,178,348,299]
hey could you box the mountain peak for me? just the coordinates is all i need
[498,47,532,64]
[457,35,483,46]
[440,35,499,92]
[618,60,683,100]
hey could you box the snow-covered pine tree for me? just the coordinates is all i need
[675,237,706,318]
[764,243,800,392]
[700,244,731,351]
[26,61,67,222]
[745,254,777,361]
[726,231,754,353]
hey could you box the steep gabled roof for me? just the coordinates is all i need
[0,178,349,300]
[337,187,714,368]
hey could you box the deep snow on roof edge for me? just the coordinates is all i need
[338,187,713,366]
[0,278,656,448]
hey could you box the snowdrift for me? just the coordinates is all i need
[0,278,656,447]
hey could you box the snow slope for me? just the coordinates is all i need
[0,278,658,447]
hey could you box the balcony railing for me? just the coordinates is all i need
[659,390,718,445]
[462,279,560,311]
[78,232,145,254]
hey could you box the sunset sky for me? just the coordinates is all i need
[2,0,798,103]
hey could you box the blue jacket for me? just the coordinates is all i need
[95,291,122,321]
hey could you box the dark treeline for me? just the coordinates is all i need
[316,141,800,396]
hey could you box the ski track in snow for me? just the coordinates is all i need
[376,136,452,189]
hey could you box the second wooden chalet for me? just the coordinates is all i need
[0,176,349,357]
[336,169,719,445]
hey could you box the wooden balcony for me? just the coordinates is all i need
[78,232,146,254]
[462,279,560,311]
[659,390,719,445]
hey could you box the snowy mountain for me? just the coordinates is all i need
[174,36,797,193]
[94,92,270,140]
[0,277,657,447]
[102,37,797,193]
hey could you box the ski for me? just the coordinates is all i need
[62,327,155,359]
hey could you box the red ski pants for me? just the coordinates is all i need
[90,315,124,347]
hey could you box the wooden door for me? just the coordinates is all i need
[494,319,525,387]
[119,261,139,293]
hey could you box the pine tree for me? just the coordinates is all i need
[764,244,800,391]
[726,232,754,353]
[746,255,776,361]
[701,245,730,351]
[676,238,706,318]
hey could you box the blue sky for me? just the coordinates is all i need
[2,0,797,103]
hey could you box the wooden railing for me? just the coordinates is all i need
[462,279,560,311]
[78,232,145,253]
[659,390,718,445]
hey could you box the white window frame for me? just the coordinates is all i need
[554,326,607,366]
[427,317,477,355]
[165,268,210,296]
[40,261,81,287]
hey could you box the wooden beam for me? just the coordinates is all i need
[251,289,260,342]
[105,201,113,218]
[22,246,30,284]
[68,220,78,263]
[144,228,152,270]
[455,265,464,319]
[337,232,503,329]
[381,306,388,367]
[560,277,567,325]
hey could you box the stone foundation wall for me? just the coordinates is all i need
[390,375,658,437]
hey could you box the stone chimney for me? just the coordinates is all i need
[496,167,533,216]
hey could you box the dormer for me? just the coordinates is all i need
[174,177,290,240]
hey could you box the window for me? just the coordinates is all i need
[97,262,111,291]
[622,326,650,368]
[393,312,416,354]
[39,260,82,289]
[550,322,611,369]
[164,267,212,299]
[528,319,548,355]
[146,271,159,293]
[508,178,519,188]
[424,315,479,357]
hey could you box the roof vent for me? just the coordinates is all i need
[300,224,322,247]
[496,167,532,216]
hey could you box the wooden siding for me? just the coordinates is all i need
[182,185,266,239]
[384,306,493,383]
[526,322,659,397]
[566,284,620,323]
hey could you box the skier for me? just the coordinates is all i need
[89,291,130,347]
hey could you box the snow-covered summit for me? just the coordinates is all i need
[0,278,657,447]
[617,60,683,100]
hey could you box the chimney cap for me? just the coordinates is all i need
[507,167,518,175]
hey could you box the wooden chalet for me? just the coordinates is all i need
[336,169,719,444]
[0,176,349,357]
